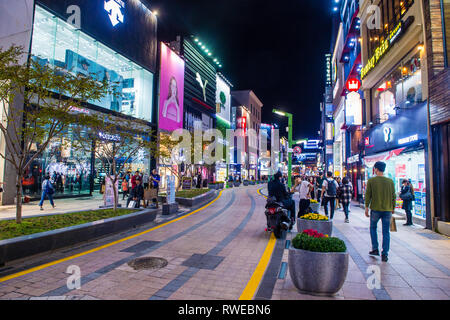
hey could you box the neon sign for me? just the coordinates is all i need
[104,0,125,27]
[361,21,404,79]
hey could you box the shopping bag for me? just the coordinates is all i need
[127,200,136,209]
[390,216,397,232]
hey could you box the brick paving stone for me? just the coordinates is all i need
[1,188,449,300]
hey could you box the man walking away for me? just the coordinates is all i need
[39,175,55,210]
[339,177,353,223]
[365,161,396,262]
[321,172,339,220]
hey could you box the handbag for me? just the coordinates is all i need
[390,216,397,232]
[127,200,136,208]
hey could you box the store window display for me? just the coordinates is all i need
[364,149,426,219]
[30,6,154,122]
[373,51,423,123]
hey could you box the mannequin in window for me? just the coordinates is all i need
[162,76,180,123]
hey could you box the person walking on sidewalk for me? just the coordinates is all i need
[121,178,129,200]
[39,175,55,210]
[293,176,312,218]
[339,177,353,223]
[400,179,415,226]
[316,172,325,200]
[321,172,339,220]
[365,161,396,262]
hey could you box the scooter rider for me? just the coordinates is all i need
[268,171,296,227]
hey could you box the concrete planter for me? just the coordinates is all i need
[297,218,333,236]
[249,181,256,185]
[159,190,216,207]
[0,209,157,266]
[288,246,348,296]
[233,181,241,187]
[226,183,233,188]
[208,184,218,190]
[243,180,249,186]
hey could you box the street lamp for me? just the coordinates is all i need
[273,108,293,188]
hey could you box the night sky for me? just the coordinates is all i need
[150,0,333,140]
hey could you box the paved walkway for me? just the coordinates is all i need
[0,194,157,220]
[271,196,450,300]
[0,185,449,300]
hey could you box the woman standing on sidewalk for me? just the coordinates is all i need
[39,175,55,210]
[339,177,353,223]
[400,179,414,226]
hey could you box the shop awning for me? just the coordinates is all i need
[363,147,406,167]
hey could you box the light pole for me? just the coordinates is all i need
[273,109,293,188]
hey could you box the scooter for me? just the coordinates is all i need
[264,196,292,239]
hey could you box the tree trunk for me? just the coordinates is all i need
[112,178,118,212]
[15,179,23,224]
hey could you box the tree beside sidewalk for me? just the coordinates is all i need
[72,114,157,212]
[0,45,109,223]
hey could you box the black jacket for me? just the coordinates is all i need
[268,180,289,202]
[130,184,144,199]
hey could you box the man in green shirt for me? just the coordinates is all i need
[365,161,396,262]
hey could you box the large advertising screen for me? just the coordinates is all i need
[216,75,231,123]
[159,42,185,132]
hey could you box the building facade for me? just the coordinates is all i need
[0,0,158,204]
[359,0,431,226]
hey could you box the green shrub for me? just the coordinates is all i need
[0,209,139,240]
[292,232,347,253]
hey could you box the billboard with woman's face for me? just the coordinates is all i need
[159,43,185,132]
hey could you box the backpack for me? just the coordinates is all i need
[326,179,337,197]
[45,180,54,195]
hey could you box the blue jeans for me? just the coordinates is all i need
[343,203,349,219]
[323,197,336,219]
[370,210,392,256]
[39,191,54,207]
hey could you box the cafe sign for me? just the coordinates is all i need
[361,17,413,79]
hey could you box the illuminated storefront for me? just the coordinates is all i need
[15,0,157,200]
[363,103,428,220]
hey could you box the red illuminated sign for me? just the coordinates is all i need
[365,137,370,146]
[346,78,361,92]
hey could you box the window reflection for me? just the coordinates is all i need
[30,5,154,122]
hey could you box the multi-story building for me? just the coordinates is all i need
[423,0,450,233]
[231,90,263,180]
[359,0,431,227]
[169,36,218,187]
[0,0,158,204]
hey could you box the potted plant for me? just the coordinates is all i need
[207,182,217,190]
[227,181,233,188]
[249,180,256,185]
[308,199,320,213]
[289,229,348,296]
[243,179,249,186]
[233,180,241,187]
[297,212,333,236]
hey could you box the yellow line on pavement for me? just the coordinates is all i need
[239,187,276,300]
[0,190,224,283]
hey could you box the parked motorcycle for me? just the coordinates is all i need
[264,196,292,238]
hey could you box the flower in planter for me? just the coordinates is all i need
[300,213,329,221]
[292,229,346,253]
[310,199,319,204]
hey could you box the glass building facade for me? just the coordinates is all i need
[31,5,154,122]
[21,4,155,199]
